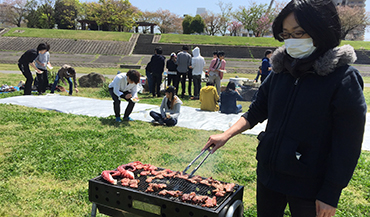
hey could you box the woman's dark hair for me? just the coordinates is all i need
[226,81,236,92]
[37,43,48,51]
[45,42,50,51]
[182,45,189,50]
[165,86,176,109]
[265,49,273,57]
[155,46,163,54]
[272,0,341,53]
[126,69,141,84]
[213,50,218,56]
[217,51,225,57]
[206,81,214,86]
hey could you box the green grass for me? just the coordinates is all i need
[3,27,370,50]
[4,27,133,42]
[0,103,369,216]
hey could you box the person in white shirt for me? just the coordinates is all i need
[108,70,141,122]
[190,47,206,100]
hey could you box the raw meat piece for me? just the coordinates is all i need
[101,170,121,185]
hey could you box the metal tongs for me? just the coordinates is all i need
[183,146,213,177]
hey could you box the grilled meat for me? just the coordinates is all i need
[145,183,167,192]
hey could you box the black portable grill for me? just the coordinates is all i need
[89,167,244,217]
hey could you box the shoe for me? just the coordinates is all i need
[115,117,122,122]
[158,119,164,125]
[181,94,185,98]
[123,117,134,121]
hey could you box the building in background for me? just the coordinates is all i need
[196,8,206,15]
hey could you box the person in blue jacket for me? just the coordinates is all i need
[260,49,273,83]
[203,1,367,216]
[219,81,244,114]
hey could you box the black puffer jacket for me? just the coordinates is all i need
[243,45,367,207]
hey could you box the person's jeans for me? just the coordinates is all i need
[152,73,162,97]
[36,68,48,93]
[187,68,193,96]
[178,72,187,96]
[208,74,221,95]
[18,63,33,95]
[257,180,316,217]
[149,111,177,126]
[146,71,153,94]
[109,88,135,118]
[192,74,201,97]
[51,74,73,95]
[167,74,177,87]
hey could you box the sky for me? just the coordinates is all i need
[84,0,370,41]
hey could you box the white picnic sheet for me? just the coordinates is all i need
[0,95,369,151]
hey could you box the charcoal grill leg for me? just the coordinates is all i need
[225,200,244,217]
[91,203,97,217]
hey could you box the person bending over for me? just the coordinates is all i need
[18,43,48,95]
[50,64,79,95]
[108,70,141,122]
[150,86,182,126]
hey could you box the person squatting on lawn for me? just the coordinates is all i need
[35,42,52,95]
[148,46,166,97]
[18,43,48,95]
[199,81,219,112]
[50,64,79,95]
[176,45,192,98]
[166,52,178,87]
[219,81,245,114]
[191,47,206,100]
[203,0,367,217]
[108,70,141,122]
[208,50,226,95]
[150,86,182,126]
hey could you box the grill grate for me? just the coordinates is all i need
[95,168,238,210]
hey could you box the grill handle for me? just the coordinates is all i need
[226,200,244,217]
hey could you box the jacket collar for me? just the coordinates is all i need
[271,45,357,76]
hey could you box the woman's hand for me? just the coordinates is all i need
[125,93,132,100]
[316,200,336,217]
[75,88,79,93]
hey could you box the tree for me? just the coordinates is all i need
[255,14,272,37]
[337,6,370,40]
[217,1,233,36]
[202,11,221,36]
[190,14,205,34]
[228,20,243,36]
[0,0,29,27]
[135,10,156,33]
[151,9,182,34]
[83,0,139,31]
[233,2,268,37]
[54,0,80,29]
[182,15,192,34]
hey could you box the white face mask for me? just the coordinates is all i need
[285,38,316,59]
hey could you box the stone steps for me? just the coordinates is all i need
[0,34,139,55]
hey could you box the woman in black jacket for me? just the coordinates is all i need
[203,0,367,216]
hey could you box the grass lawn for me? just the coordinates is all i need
[0,69,370,216]
[3,27,133,42]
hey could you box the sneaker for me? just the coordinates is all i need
[115,117,122,122]
[123,117,134,121]
[158,119,164,125]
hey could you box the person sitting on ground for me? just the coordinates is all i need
[17,43,48,95]
[219,81,244,114]
[199,82,219,111]
[150,86,182,126]
[108,69,141,122]
[50,64,79,95]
